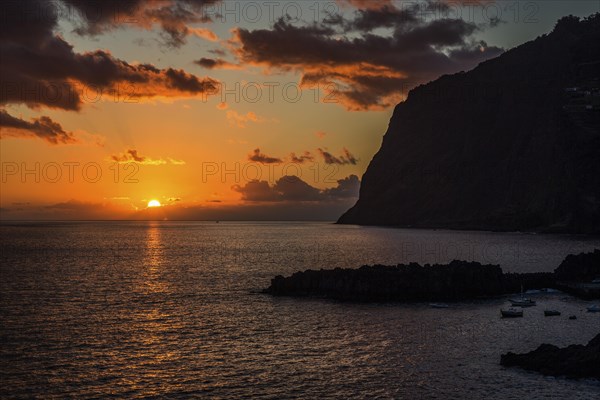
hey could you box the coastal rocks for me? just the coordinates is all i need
[500,333,600,379]
[263,261,554,302]
[263,250,599,301]
[554,249,600,299]
[555,249,600,282]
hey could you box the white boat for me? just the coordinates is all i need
[501,308,523,318]
[510,285,537,307]
[543,288,560,293]
[429,303,450,309]
[587,305,600,313]
[525,289,541,294]
[510,298,536,307]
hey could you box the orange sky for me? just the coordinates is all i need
[1,0,598,220]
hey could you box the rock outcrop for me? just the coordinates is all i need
[554,249,600,298]
[338,14,600,233]
[263,250,599,301]
[555,249,600,281]
[263,260,554,302]
[501,333,600,379]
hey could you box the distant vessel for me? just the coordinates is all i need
[429,303,450,309]
[544,310,561,317]
[587,305,600,313]
[510,285,536,307]
[569,315,577,320]
[510,298,536,307]
[501,308,523,318]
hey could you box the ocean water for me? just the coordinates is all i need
[1,221,599,399]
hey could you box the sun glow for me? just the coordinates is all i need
[147,199,162,208]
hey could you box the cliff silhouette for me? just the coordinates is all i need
[339,14,600,233]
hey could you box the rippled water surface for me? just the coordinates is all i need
[1,221,599,399]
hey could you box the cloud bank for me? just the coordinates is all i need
[225,1,503,110]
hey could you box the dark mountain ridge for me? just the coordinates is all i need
[339,14,600,233]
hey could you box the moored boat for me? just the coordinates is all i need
[510,285,537,307]
[544,310,561,316]
[429,303,450,309]
[509,298,536,307]
[587,305,600,313]
[501,308,523,318]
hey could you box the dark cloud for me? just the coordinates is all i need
[248,148,282,164]
[208,48,227,56]
[327,4,419,31]
[194,57,239,69]
[62,0,221,47]
[0,109,78,144]
[110,149,184,165]
[111,149,145,163]
[0,0,218,112]
[230,4,504,110]
[247,148,355,165]
[318,148,358,165]
[323,174,360,198]
[165,68,216,92]
[290,151,314,164]
[45,199,98,210]
[195,57,220,69]
[232,180,278,202]
[273,176,322,201]
[232,175,360,203]
[35,199,122,219]
[337,0,394,10]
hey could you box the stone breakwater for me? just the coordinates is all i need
[263,260,555,302]
[263,250,600,301]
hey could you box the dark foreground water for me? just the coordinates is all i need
[1,221,599,399]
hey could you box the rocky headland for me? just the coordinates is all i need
[501,333,600,379]
[338,15,600,233]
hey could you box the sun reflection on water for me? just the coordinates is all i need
[145,222,163,271]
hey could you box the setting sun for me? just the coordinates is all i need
[147,200,161,208]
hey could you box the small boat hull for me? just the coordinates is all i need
[544,310,561,317]
[510,299,536,307]
[429,303,450,309]
[501,309,523,318]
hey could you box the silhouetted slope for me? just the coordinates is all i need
[501,333,600,379]
[339,14,600,233]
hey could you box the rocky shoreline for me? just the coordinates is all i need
[263,250,599,301]
[501,334,600,379]
[263,260,555,302]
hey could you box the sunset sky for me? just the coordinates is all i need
[1,0,598,220]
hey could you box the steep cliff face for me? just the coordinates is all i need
[339,15,600,233]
